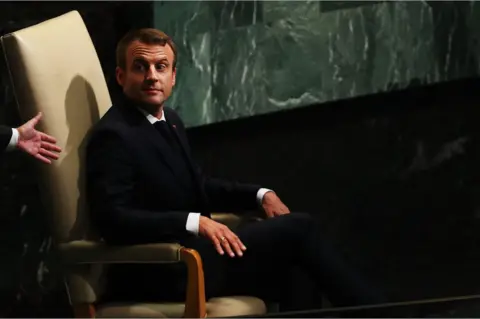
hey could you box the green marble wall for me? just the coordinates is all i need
[154,1,480,127]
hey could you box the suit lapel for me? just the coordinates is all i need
[138,118,179,173]
[120,100,192,191]
[166,119,193,167]
[165,113,208,207]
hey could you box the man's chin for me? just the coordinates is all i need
[139,96,164,106]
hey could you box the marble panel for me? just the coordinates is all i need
[154,0,480,127]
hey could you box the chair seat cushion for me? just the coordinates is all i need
[96,295,267,318]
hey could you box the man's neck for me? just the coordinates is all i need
[145,105,163,120]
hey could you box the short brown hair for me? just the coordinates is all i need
[116,28,178,70]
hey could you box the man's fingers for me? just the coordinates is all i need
[222,229,246,257]
[205,222,244,257]
[236,236,247,251]
[224,233,242,257]
[29,112,43,127]
[35,153,52,164]
[229,237,244,257]
[39,148,60,160]
[265,209,275,218]
[41,141,62,153]
[228,233,246,255]
[219,235,235,257]
[211,236,224,255]
[39,132,57,144]
[270,205,291,217]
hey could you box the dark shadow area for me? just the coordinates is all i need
[188,76,480,305]
[62,75,100,242]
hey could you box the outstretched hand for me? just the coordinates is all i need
[199,216,247,257]
[262,191,290,218]
[17,112,62,164]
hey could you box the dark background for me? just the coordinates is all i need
[189,76,480,304]
[1,1,480,317]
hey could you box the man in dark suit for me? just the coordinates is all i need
[87,28,386,308]
[1,112,61,163]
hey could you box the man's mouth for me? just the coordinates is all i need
[142,88,162,94]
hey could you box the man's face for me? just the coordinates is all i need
[116,40,176,107]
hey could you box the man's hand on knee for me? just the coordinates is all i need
[199,216,247,257]
[261,191,290,218]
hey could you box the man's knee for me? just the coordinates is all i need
[288,212,314,227]
[274,212,315,240]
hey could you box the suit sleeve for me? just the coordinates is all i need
[0,125,13,153]
[200,172,261,212]
[86,129,190,244]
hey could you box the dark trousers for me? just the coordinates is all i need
[103,213,386,308]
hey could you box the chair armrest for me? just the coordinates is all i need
[58,240,182,264]
[211,213,242,229]
[211,212,263,230]
[59,240,207,318]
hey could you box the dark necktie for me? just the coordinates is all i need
[154,120,202,208]
[154,121,178,151]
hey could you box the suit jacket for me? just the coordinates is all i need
[0,125,12,153]
[86,97,261,245]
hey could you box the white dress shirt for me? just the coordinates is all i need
[6,128,19,151]
[140,108,273,235]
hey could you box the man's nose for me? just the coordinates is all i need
[145,66,159,81]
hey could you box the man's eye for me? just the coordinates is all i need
[156,64,167,70]
[134,63,146,71]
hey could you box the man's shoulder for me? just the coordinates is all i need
[93,103,130,132]
[87,103,132,144]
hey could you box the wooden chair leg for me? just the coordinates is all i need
[73,303,95,318]
[181,248,207,318]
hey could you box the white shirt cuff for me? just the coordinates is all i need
[186,212,201,235]
[7,128,19,151]
[257,188,273,205]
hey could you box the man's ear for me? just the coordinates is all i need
[172,67,176,87]
[116,66,125,87]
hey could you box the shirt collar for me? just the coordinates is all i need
[137,107,165,124]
